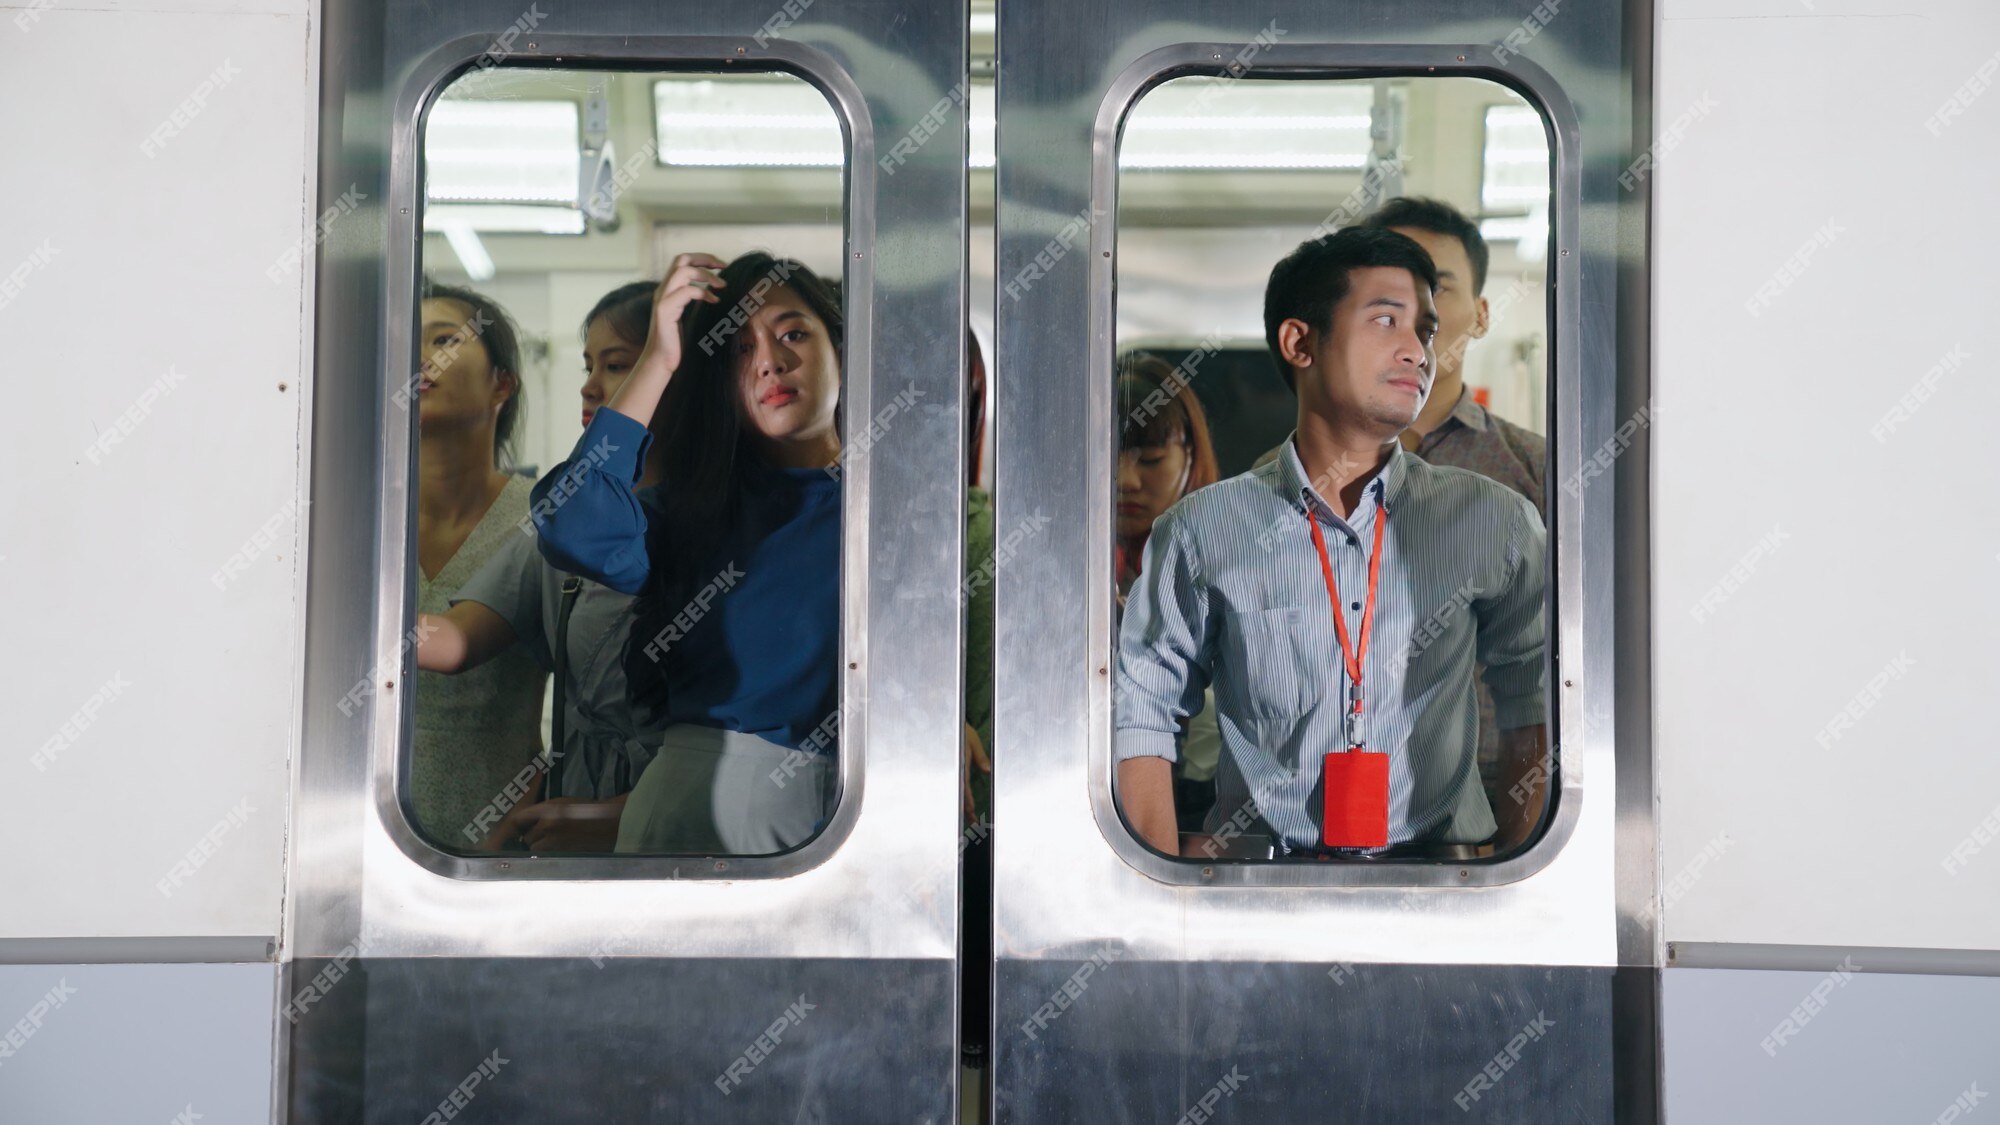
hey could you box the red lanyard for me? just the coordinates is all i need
[1304,498,1387,747]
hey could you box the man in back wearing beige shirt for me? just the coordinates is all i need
[1363,197,1543,510]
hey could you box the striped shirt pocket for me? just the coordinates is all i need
[1220,605,1324,721]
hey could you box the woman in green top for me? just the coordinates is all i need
[408,280,547,847]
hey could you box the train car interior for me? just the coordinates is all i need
[412,59,1555,861]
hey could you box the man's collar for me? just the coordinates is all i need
[1277,432,1407,520]
[1441,386,1490,433]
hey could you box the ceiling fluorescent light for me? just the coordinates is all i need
[1481,103,1549,215]
[425,99,582,206]
[424,204,586,235]
[1120,78,1374,172]
[655,77,843,167]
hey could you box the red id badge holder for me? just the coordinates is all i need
[1322,706,1389,849]
[1322,750,1389,848]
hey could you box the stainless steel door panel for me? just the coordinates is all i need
[992,0,1655,1118]
[292,0,968,1119]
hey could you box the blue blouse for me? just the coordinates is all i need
[529,411,839,752]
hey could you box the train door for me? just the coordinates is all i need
[286,1,971,1121]
[989,1,1656,1121]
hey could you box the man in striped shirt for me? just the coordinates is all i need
[1114,228,1548,858]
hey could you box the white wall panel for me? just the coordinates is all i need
[0,9,313,939]
[1657,2,2000,948]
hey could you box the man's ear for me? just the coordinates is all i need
[1276,317,1316,371]
[1471,294,1491,340]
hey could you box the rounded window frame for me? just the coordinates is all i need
[375,38,872,883]
[1087,45,1586,889]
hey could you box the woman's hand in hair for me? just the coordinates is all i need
[607,252,729,428]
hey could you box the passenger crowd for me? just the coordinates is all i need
[403,194,1546,867]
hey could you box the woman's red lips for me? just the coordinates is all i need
[762,387,799,406]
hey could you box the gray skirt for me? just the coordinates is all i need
[614,724,835,856]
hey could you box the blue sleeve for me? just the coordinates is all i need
[1113,509,1212,764]
[527,411,655,595]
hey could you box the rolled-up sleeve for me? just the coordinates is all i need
[1113,509,1212,764]
[528,410,655,595]
[1475,494,1547,730]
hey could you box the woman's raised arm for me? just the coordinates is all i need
[530,252,726,595]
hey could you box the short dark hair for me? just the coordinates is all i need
[1262,226,1439,391]
[420,278,525,465]
[1362,195,1488,295]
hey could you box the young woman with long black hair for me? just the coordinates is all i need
[530,251,848,854]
